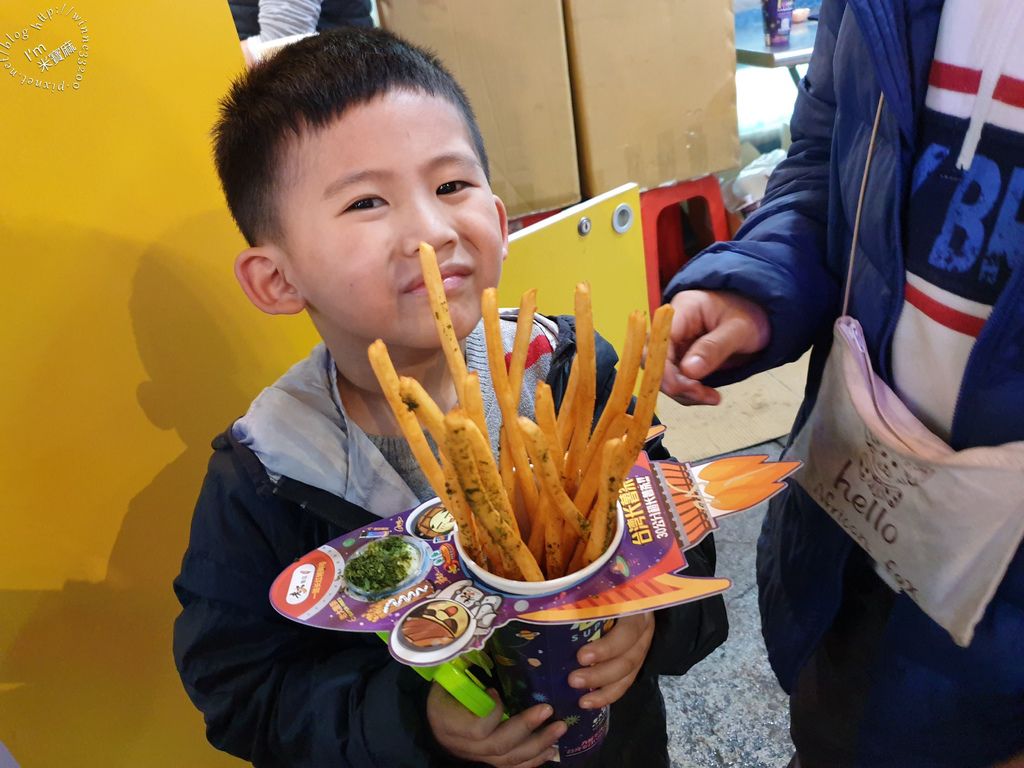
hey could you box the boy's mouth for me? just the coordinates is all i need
[402,264,473,295]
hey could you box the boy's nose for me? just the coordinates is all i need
[401,200,458,259]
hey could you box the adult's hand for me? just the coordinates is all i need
[661,290,770,406]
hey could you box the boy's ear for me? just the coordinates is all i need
[494,195,509,261]
[234,245,306,315]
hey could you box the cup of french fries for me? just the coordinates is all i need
[458,501,623,762]
[369,243,673,759]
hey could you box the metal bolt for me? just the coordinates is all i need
[612,203,634,233]
[577,216,592,236]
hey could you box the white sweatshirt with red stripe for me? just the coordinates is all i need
[891,0,1024,440]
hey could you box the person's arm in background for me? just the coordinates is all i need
[661,0,846,405]
[257,0,321,41]
[241,0,321,66]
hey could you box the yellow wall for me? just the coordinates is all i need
[0,5,651,764]
[0,3,319,764]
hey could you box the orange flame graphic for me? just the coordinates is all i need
[697,455,800,513]
[517,574,732,623]
[697,455,768,482]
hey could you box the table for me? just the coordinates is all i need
[734,6,818,86]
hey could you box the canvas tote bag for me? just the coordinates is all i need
[788,94,1024,646]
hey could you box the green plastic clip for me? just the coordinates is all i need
[376,632,506,720]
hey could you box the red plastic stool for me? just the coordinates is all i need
[640,175,730,312]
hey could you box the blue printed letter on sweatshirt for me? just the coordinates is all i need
[928,154,1001,273]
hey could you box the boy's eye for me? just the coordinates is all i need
[347,197,384,211]
[437,180,469,195]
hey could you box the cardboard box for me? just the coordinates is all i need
[563,0,740,195]
[379,0,581,218]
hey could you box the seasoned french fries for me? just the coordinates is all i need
[581,310,646,473]
[624,304,674,461]
[533,382,564,475]
[563,283,596,488]
[556,359,579,450]
[419,242,469,392]
[368,340,448,507]
[526,498,547,565]
[461,371,490,441]
[481,288,539,521]
[508,288,538,403]
[518,417,589,541]
[498,427,516,501]
[395,375,485,564]
[583,438,627,565]
[446,413,542,581]
[367,242,673,581]
[542,495,564,578]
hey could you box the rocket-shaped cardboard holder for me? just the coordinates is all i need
[271,434,800,721]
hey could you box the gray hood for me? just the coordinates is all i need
[231,313,558,518]
[232,343,419,518]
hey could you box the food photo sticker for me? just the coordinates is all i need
[343,535,432,602]
[408,498,457,542]
[270,544,346,622]
[399,599,472,648]
[390,580,503,665]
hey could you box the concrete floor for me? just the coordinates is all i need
[661,439,793,768]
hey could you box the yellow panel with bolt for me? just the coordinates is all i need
[502,184,650,355]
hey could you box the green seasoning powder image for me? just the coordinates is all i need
[345,537,416,595]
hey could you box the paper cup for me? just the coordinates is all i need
[762,0,794,47]
[455,504,624,597]
[488,618,615,763]
[456,505,624,763]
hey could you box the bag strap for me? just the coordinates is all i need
[842,93,887,317]
[837,92,932,453]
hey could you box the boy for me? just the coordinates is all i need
[174,27,725,767]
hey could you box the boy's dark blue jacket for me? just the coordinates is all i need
[666,1,1024,765]
[173,316,726,767]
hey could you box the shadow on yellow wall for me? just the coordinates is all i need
[0,3,321,763]
[0,215,311,765]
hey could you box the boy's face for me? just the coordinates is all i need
[274,90,507,366]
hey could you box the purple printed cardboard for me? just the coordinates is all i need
[270,452,799,666]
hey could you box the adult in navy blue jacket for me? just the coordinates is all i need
[662,1,1023,766]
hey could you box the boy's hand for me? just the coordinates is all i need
[568,613,655,709]
[427,683,565,768]
[661,289,770,406]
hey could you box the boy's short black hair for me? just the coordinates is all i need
[214,26,489,247]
